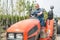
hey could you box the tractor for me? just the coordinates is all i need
[6,6,57,40]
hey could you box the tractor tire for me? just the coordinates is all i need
[52,24,57,40]
[57,25,60,34]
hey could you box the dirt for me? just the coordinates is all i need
[58,20,60,24]
[0,32,6,40]
[57,34,60,40]
[57,20,60,40]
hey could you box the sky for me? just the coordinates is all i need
[1,0,60,17]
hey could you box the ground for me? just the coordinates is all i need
[57,20,60,40]
[57,34,60,40]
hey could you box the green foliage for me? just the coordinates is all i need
[16,0,35,16]
[16,0,25,13]
[44,11,48,21]
[0,14,29,26]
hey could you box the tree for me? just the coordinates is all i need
[0,0,3,14]
[16,0,35,17]
[25,1,35,17]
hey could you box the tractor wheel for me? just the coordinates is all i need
[52,24,57,40]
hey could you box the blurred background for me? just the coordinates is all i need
[0,0,60,40]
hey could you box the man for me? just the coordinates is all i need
[31,4,45,31]
[31,4,46,38]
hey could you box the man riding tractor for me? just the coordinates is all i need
[6,4,57,40]
[31,3,45,33]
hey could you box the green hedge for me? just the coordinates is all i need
[0,14,29,26]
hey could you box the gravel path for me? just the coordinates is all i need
[57,34,60,40]
[57,20,60,40]
[1,32,6,40]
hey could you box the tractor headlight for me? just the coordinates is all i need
[7,33,23,40]
[16,34,23,39]
[8,33,14,39]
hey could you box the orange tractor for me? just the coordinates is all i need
[6,6,57,40]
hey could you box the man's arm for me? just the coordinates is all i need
[37,11,43,16]
[31,11,36,17]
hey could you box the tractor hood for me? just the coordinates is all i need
[7,19,39,33]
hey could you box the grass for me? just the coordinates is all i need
[0,26,5,33]
[0,26,6,40]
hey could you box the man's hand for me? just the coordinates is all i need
[37,11,43,16]
[31,15,35,17]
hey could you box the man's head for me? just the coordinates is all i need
[35,4,40,9]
